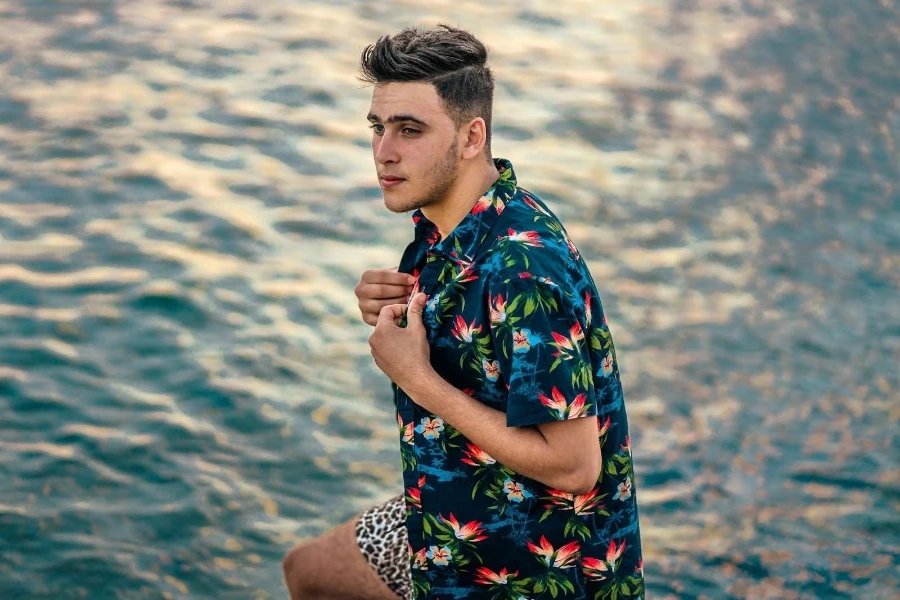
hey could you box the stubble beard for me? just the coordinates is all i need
[387,139,460,214]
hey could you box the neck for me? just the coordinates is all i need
[423,158,500,241]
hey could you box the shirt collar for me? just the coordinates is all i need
[411,158,518,264]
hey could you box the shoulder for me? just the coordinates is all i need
[484,188,586,296]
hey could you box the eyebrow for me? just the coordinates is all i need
[367,113,429,127]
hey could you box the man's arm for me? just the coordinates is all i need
[405,371,602,495]
[369,294,602,495]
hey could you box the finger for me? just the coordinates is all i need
[376,303,406,327]
[405,293,427,330]
[360,297,409,316]
[357,282,413,300]
[362,269,417,286]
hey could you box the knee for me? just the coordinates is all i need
[282,544,313,599]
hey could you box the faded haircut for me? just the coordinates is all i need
[359,24,495,157]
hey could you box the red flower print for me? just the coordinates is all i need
[600,352,614,377]
[576,541,629,582]
[526,535,580,569]
[543,487,603,516]
[584,292,592,326]
[472,195,490,214]
[597,416,611,438]
[474,566,517,585]
[606,539,626,565]
[538,386,588,420]
[440,514,487,542]
[522,193,551,217]
[613,476,632,501]
[506,229,543,247]
[567,393,589,419]
[489,293,507,324]
[538,386,568,417]
[551,331,573,352]
[512,330,531,352]
[412,547,428,570]
[418,417,444,440]
[461,443,496,467]
[455,261,478,283]
[427,545,452,566]
[551,322,584,359]
[482,359,500,382]
[398,413,414,445]
[582,556,609,580]
[451,315,482,343]
[405,486,421,509]
[570,322,584,342]
[503,479,525,502]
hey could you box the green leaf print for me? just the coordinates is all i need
[472,478,485,500]
[506,294,522,314]
[400,446,416,471]
[435,296,458,324]
[412,573,430,598]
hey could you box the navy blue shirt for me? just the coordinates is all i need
[394,159,643,599]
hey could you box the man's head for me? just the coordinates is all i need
[359,25,495,214]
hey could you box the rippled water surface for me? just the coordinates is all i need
[1,0,898,598]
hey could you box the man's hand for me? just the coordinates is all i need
[355,266,416,326]
[368,293,432,390]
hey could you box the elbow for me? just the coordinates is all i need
[555,457,602,496]
[566,472,601,496]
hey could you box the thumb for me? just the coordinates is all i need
[376,303,404,328]
[406,293,427,328]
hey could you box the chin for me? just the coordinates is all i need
[383,192,421,214]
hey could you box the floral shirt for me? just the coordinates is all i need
[393,159,644,600]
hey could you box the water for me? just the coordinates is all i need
[0,0,898,598]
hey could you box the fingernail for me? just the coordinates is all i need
[408,276,416,284]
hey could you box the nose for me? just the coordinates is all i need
[373,130,399,165]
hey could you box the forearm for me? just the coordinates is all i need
[404,371,580,491]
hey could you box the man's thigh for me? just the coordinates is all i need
[282,496,411,600]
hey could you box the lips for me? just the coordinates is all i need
[380,175,406,189]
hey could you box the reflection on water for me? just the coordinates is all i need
[0,0,897,598]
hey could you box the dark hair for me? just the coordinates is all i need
[359,24,495,157]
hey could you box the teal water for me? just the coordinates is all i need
[0,1,898,598]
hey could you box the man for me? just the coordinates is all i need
[283,25,643,600]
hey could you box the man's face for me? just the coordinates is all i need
[368,82,461,214]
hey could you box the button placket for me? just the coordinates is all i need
[404,250,446,554]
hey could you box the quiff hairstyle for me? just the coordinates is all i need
[359,24,495,158]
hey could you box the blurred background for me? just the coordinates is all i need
[0,0,898,598]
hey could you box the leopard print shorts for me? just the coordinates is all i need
[355,495,413,600]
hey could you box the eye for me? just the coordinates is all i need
[402,127,420,135]
[369,123,384,135]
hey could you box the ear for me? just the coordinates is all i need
[460,117,487,160]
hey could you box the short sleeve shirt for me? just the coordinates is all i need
[394,159,644,600]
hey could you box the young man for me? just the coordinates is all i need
[283,25,643,600]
